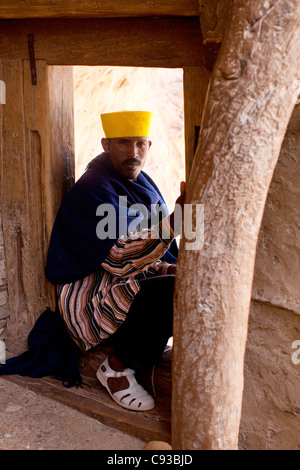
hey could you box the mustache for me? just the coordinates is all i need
[123,158,141,166]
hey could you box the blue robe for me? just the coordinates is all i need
[45,152,177,285]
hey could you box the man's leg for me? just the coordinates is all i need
[98,275,174,409]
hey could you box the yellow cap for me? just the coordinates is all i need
[100,111,153,138]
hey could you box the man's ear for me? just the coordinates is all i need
[101,138,110,153]
[148,140,152,150]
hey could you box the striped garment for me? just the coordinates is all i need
[57,217,175,351]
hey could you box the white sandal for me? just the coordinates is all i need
[96,356,155,411]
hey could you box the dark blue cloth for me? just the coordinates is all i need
[45,153,177,285]
[0,309,82,388]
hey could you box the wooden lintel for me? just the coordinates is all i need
[0,18,204,68]
[0,0,200,19]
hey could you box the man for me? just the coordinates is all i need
[45,110,185,411]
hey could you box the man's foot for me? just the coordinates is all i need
[96,355,155,411]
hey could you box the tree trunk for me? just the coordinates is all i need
[172,0,300,450]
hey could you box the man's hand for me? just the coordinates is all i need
[176,181,186,211]
[169,181,186,235]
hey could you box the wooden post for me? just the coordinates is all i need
[172,0,300,449]
[0,60,74,354]
[46,66,75,244]
[0,18,203,68]
[0,0,200,18]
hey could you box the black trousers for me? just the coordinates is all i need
[102,275,175,371]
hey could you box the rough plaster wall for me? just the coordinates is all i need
[0,211,9,340]
[252,101,300,314]
[240,301,300,449]
[240,101,300,449]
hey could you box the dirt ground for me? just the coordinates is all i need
[0,377,147,450]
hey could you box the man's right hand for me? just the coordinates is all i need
[176,181,186,211]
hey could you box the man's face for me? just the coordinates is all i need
[101,136,152,181]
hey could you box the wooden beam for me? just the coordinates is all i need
[1,346,173,443]
[0,0,200,19]
[0,18,204,67]
[183,66,210,182]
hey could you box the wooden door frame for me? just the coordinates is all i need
[0,13,210,445]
